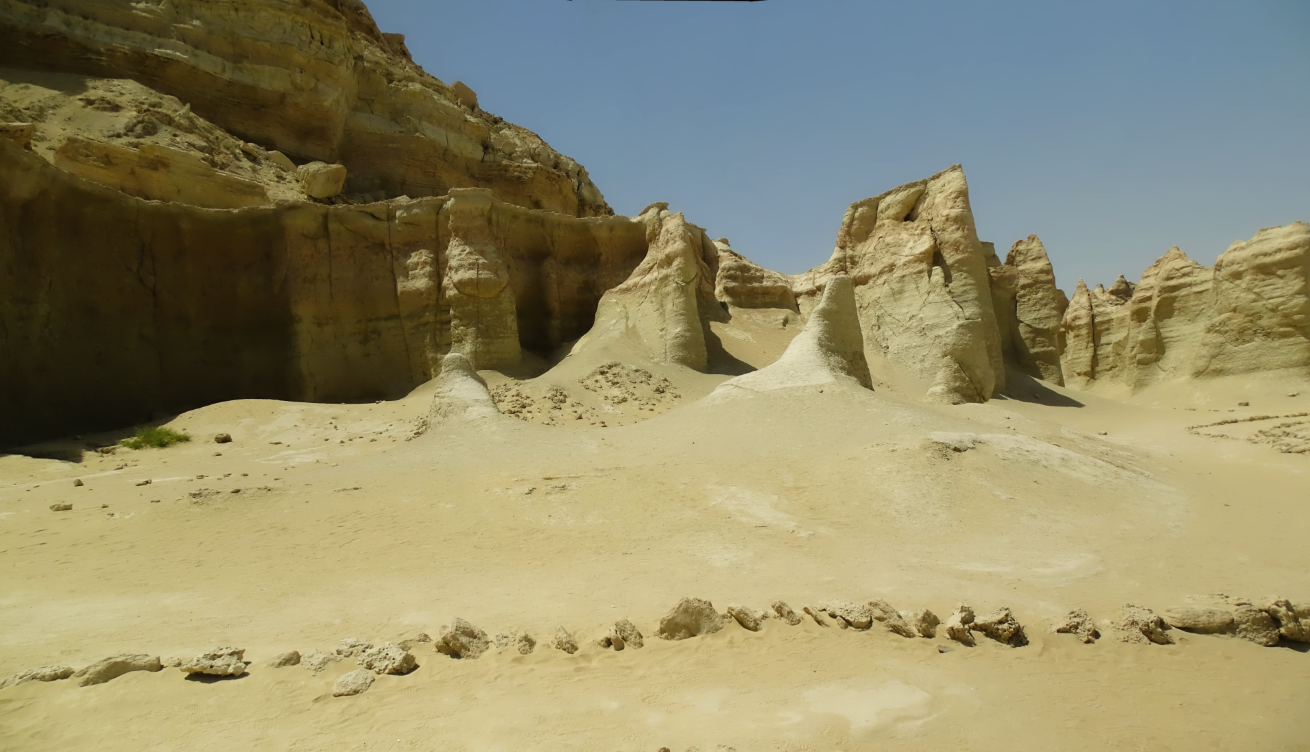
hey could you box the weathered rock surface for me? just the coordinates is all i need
[613,620,644,649]
[821,601,873,630]
[714,241,797,310]
[332,669,375,697]
[74,654,162,686]
[712,274,871,394]
[869,600,916,638]
[266,651,301,669]
[1233,605,1280,646]
[971,608,1028,647]
[336,638,373,658]
[0,141,658,446]
[771,601,803,626]
[793,166,1005,403]
[0,665,74,689]
[1163,607,1234,635]
[802,606,829,627]
[1267,599,1310,643]
[513,632,536,655]
[436,618,490,659]
[0,0,611,216]
[903,609,941,639]
[1055,609,1100,643]
[297,162,348,199]
[727,605,766,632]
[1116,604,1174,645]
[301,650,342,674]
[180,647,248,677]
[357,643,418,675]
[657,598,724,640]
[944,605,976,646]
[989,235,1067,384]
[551,626,579,655]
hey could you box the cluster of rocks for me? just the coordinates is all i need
[6,594,1304,699]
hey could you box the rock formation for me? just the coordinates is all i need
[988,235,1068,384]
[713,240,797,310]
[1115,604,1174,645]
[0,665,75,689]
[73,654,162,687]
[0,0,610,216]
[656,598,724,640]
[180,647,249,677]
[793,166,1005,403]
[711,274,871,394]
[1061,222,1309,390]
[427,353,500,425]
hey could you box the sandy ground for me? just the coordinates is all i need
[1,325,1308,751]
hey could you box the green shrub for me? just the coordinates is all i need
[121,425,191,450]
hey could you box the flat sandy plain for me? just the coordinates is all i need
[1,323,1307,751]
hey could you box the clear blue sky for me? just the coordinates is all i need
[368,0,1308,293]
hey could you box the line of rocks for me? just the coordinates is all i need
[5,595,1305,696]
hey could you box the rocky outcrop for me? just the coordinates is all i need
[574,206,723,371]
[1193,222,1310,378]
[73,654,162,687]
[0,0,611,216]
[0,665,74,689]
[713,240,797,310]
[1061,223,1309,390]
[989,235,1067,384]
[0,141,651,446]
[794,166,1005,403]
[711,274,871,394]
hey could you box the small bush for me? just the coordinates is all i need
[122,426,191,450]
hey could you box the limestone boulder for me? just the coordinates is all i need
[1116,604,1174,645]
[336,638,373,658]
[771,601,802,626]
[903,609,941,639]
[1055,609,1100,643]
[1267,599,1310,643]
[552,627,579,655]
[657,598,724,640]
[436,617,490,660]
[1233,606,1280,647]
[971,608,1028,647]
[296,162,348,199]
[301,650,342,673]
[727,605,766,632]
[266,651,301,668]
[944,605,976,646]
[357,643,418,675]
[869,600,916,638]
[180,647,248,677]
[821,601,873,630]
[74,654,162,686]
[332,669,374,697]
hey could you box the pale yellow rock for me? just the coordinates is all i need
[993,235,1067,384]
[54,136,270,209]
[442,188,521,370]
[297,161,347,199]
[714,240,797,310]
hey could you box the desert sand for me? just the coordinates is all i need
[1,1,1308,750]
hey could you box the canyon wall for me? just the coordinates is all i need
[0,140,645,446]
[0,0,610,216]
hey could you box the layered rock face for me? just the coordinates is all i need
[0,140,647,446]
[987,235,1068,385]
[713,240,797,310]
[794,166,1005,403]
[0,0,610,216]
[1060,223,1310,389]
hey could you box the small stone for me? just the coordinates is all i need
[332,669,374,697]
[436,618,489,659]
[771,601,802,626]
[74,654,162,686]
[727,605,765,632]
[336,638,372,658]
[869,600,916,638]
[1117,604,1174,645]
[181,647,248,677]
[214,433,233,444]
[551,626,579,655]
[266,651,301,668]
[297,162,348,199]
[357,643,417,675]
[135,480,151,487]
[1055,609,1100,643]
[656,598,723,640]
[944,604,977,646]
[1233,605,1280,646]
[1238,401,1249,407]
[937,645,953,654]
[73,479,84,487]
[50,503,72,512]
[1163,607,1234,635]
[971,608,1028,647]
[301,650,341,673]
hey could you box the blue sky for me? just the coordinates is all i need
[367,0,1308,292]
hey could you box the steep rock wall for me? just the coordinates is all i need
[988,235,1068,385]
[0,0,611,216]
[0,140,646,446]
[794,166,1005,403]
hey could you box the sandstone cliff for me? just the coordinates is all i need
[794,166,1005,403]
[987,235,1068,385]
[0,139,644,446]
[0,0,610,216]
[1060,223,1310,389]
